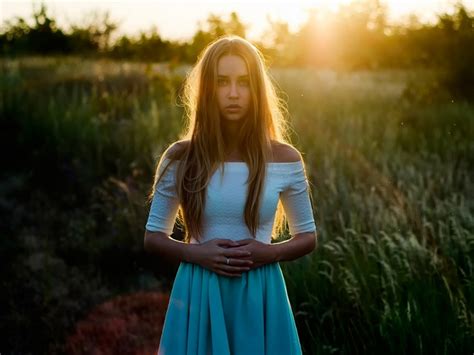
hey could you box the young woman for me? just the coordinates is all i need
[144,35,318,355]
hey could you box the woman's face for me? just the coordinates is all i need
[216,54,251,122]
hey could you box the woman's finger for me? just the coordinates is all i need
[220,256,253,266]
[220,264,251,273]
[232,239,253,246]
[215,239,239,247]
[225,249,252,258]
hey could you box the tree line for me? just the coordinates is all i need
[1,1,474,98]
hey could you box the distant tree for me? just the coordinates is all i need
[0,2,69,55]
[134,26,172,61]
[68,9,121,53]
[1,0,473,91]
[332,0,389,69]
[437,3,474,100]
[186,12,248,61]
[259,17,295,67]
[227,12,246,38]
[110,35,134,59]
[290,8,332,68]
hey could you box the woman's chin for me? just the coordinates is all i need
[223,115,243,122]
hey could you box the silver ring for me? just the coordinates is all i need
[226,257,230,265]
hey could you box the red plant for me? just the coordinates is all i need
[65,291,170,355]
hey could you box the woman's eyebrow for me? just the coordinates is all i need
[217,74,249,78]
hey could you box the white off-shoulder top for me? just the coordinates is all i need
[145,158,316,244]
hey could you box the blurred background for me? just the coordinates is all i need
[1,0,473,354]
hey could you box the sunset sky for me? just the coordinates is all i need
[2,0,473,41]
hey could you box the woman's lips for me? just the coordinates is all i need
[226,106,241,112]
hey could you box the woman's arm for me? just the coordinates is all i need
[269,231,318,262]
[144,230,199,263]
[144,231,255,277]
[274,145,318,263]
[230,231,318,267]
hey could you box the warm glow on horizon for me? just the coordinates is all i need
[2,0,473,41]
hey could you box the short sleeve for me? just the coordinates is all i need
[280,161,317,235]
[145,159,180,235]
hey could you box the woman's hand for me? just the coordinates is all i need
[228,239,276,269]
[192,239,254,277]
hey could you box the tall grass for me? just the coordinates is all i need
[274,69,474,354]
[0,56,472,354]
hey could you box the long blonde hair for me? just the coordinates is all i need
[149,35,297,243]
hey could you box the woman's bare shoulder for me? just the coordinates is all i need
[164,139,301,162]
[270,141,302,163]
[163,139,190,160]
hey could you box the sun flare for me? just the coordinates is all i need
[2,0,470,40]
[260,0,460,33]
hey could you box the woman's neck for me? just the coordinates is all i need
[222,120,242,155]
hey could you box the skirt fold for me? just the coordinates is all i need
[158,262,302,355]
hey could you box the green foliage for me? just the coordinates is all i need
[0,3,70,55]
[1,58,473,353]
[1,0,470,100]
[274,67,474,354]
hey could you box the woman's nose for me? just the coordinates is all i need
[228,83,239,97]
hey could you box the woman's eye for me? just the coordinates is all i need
[217,79,228,85]
[239,79,249,86]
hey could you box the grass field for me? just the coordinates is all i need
[1,56,472,354]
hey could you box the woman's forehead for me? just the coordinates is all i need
[217,55,248,76]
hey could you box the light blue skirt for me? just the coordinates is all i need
[157,261,303,355]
